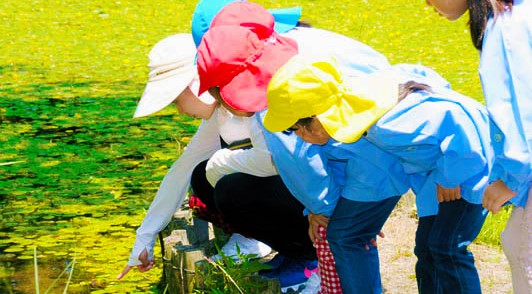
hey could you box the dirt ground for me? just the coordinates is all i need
[379,192,513,294]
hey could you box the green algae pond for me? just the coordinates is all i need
[1,0,505,293]
[0,94,199,293]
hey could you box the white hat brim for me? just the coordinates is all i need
[133,70,196,118]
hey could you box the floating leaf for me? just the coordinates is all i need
[4,246,25,253]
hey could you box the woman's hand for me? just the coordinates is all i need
[117,249,155,280]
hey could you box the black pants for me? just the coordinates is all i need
[191,160,316,260]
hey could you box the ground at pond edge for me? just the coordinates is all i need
[379,194,512,294]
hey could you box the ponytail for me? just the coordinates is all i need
[467,0,513,50]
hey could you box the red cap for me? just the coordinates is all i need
[196,2,298,112]
[210,2,276,40]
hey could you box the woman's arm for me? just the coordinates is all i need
[126,115,221,267]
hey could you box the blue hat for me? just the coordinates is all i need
[191,0,301,48]
[269,6,302,34]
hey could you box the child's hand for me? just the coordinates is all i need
[366,231,385,250]
[437,184,461,202]
[483,180,516,214]
[307,213,329,242]
[117,249,155,280]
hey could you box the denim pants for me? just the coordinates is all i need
[327,196,401,294]
[415,198,487,294]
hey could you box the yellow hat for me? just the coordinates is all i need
[264,55,400,143]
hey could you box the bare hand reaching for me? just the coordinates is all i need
[117,248,155,280]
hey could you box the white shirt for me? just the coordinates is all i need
[128,107,275,266]
[282,27,391,77]
[206,113,278,186]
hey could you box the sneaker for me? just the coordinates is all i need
[259,253,286,279]
[277,257,318,293]
[211,233,272,261]
[300,272,321,294]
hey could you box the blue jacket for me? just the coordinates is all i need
[366,72,498,216]
[259,29,392,217]
[321,138,410,204]
[479,0,532,207]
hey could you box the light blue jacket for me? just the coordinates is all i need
[259,29,392,217]
[258,120,342,217]
[259,117,410,217]
[321,138,410,204]
[366,72,498,216]
[479,0,532,207]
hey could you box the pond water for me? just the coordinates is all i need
[0,93,199,293]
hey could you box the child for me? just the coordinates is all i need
[195,2,398,291]
[263,55,499,293]
[426,0,532,291]
[191,0,303,48]
[197,22,346,293]
[117,33,280,280]
[192,0,390,79]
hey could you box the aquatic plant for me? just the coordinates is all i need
[193,246,273,294]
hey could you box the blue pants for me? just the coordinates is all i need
[414,199,487,294]
[327,196,401,294]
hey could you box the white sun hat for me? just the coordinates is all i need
[134,34,213,118]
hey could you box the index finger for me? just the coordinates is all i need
[436,184,444,202]
[453,187,461,200]
[117,265,132,280]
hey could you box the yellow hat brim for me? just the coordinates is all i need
[317,72,400,143]
[263,109,300,133]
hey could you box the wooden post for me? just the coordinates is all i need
[160,210,283,293]
[171,245,205,293]
[161,211,211,294]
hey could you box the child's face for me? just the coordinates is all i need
[174,87,217,120]
[426,0,468,21]
[208,87,254,117]
[290,118,331,145]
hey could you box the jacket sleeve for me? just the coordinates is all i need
[479,3,532,205]
[205,114,278,187]
[257,111,342,217]
[127,117,221,266]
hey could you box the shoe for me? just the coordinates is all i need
[277,257,318,293]
[264,253,286,270]
[211,233,272,261]
[259,253,286,279]
[300,272,321,294]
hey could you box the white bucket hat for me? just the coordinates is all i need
[134,34,214,118]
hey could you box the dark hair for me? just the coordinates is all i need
[296,20,312,28]
[294,116,314,127]
[467,0,513,50]
[282,116,314,134]
[398,81,432,101]
[282,81,430,135]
